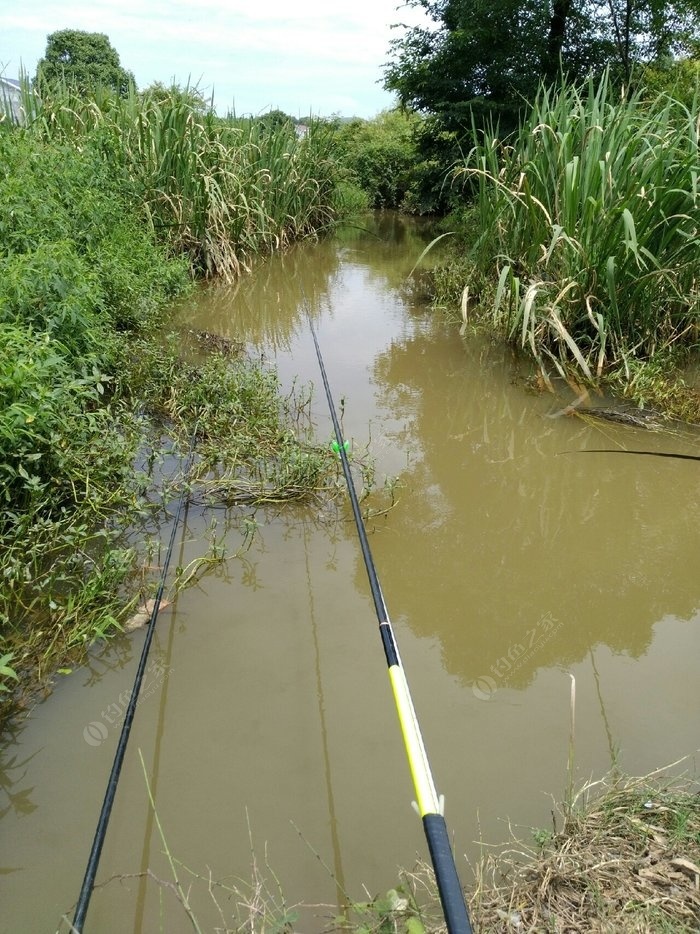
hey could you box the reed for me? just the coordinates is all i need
[456,72,700,382]
[22,77,339,279]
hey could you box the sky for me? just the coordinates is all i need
[0,0,430,119]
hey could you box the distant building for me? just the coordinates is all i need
[1,77,24,125]
[295,123,309,139]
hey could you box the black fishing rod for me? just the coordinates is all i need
[307,315,473,934]
[71,431,197,932]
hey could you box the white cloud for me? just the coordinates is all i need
[0,0,427,116]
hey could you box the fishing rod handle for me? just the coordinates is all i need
[423,813,473,934]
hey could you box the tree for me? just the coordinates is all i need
[259,108,296,129]
[384,0,700,126]
[36,30,134,95]
[334,109,423,209]
[603,0,700,82]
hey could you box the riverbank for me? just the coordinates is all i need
[469,769,700,932]
[0,95,345,719]
[419,75,700,423]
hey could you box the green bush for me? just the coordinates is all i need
[0,101,340,708]
[0,243,101,357]
[0,124,191,703]
[0,131,190,337]
[0,325,94,509]
[334,109,424,210]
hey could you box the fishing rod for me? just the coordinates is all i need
[307,314,473,934]
[71,430,197,932]
[572,449,700,462]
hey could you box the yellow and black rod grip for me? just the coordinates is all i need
[423,813,473,934]
[388,661,472,933]
[387,659,440,817]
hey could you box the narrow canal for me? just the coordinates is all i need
[2,214,699,932]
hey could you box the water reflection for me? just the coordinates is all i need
[0,726,38,824]
[369,321,700,689]
[174,214,441,353]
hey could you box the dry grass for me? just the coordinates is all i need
[465,769,700,933]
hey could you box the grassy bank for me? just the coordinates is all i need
[469,771,700,932]
[0,88,344,717]
[426,73,700,419]
[22,79,341,279]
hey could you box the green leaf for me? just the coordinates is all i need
[0,652,18,681]
[406,917,426,934]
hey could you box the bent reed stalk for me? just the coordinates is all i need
[21,77,339,279]
[454,72,700,385]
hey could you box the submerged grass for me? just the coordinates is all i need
[119,331,341,510]
[1,330,342,717]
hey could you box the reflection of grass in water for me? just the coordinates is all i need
[174,242,339,352]
[173,214,444,354]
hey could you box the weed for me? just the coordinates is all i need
[473,767,700,932]
[0,106,342,717]
[21,77,341,280]
[434,72,700,406]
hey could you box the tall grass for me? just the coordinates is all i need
[21,77,339,279]
[0,112,340,712]
[456,72,700,382]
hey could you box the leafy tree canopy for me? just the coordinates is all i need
[384,0,700,127]
[334,109,423,209]
[259,108,297,128]
[36,30,134,95]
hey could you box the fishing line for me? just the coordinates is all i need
[307,312,473,934]
[71,429,197,932]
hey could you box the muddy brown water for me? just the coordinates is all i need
[2,214,699,933]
